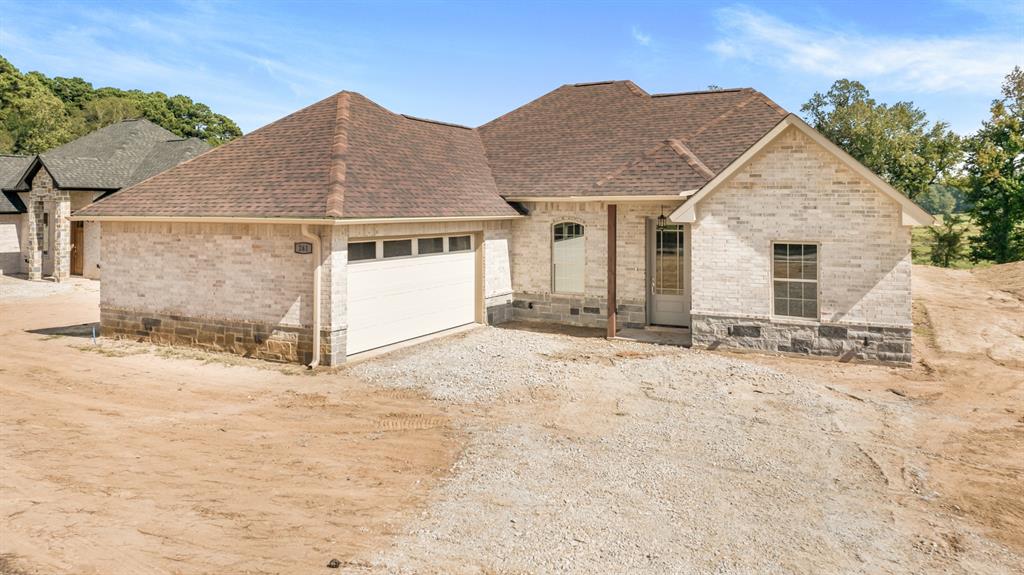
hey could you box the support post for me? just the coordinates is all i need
[607,203,617,338]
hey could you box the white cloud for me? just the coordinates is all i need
[631,26,652,47]
[710,6,1022,94]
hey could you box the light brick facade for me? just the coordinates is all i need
[688,126,913,363]
[508,201,681,327]
[94,128,917,366]
[99,219,513,364]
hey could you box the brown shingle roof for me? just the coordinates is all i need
[80,82,788,219]
[478,81,787,197]
[79,92,519,219]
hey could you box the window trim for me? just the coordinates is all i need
[769,241,821,322]
[347,233,475,264]
[551,220,586,295]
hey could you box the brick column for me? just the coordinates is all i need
[320,226,348,365]
[26,200,43,280]
[52,191,71,282]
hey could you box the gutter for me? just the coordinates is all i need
[68,214,524,224]
[300,224,322,369]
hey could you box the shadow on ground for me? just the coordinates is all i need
[27,322,99,339]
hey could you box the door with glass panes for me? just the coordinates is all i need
[649,222,690,327]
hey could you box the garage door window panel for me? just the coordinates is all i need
[448,235,471,252]
[418,237,444,255]
[349,241,377,262]
[383,239,413,258]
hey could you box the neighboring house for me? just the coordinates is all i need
[74,81,932,366]
[0,119,209,279]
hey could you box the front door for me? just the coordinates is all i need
[70,221,84,276]
[649,223,689,327]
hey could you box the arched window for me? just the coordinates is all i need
[552,222,585,293]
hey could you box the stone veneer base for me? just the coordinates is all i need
[691,313,912,366]
[101,307,345,365]
[509,292,647,329]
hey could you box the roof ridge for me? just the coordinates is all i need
[400,114,472,130]
[667,139,715,180]
[682,91,763,145]
[326,92,350,218]
[650,88,747,98]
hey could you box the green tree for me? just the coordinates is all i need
[82,95,142,128]
[802,80,962,200]
[0,56,242,151]
[0,56,74,154]
[964,67,1024,264]
[928,213,968,267]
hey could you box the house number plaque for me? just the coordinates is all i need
[294,242,313,254]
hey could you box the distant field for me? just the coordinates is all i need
[911,214,990,269]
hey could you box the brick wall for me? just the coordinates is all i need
[688,125,913,364]
[100,219,513,364]
[0,213,25,275]
[508,201,680,327]
[101,221,317,324]
[690,125,912,328]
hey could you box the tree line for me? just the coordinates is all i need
[0,56,242,154]
[802,68,1023,265]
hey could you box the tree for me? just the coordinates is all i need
[0,57,74,154]
[964,67,1024,264]
[928,213,968,267]
[0,56,242,152]
[802,80,962,200]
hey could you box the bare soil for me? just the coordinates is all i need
[1,264,1022,574]
[0,278,460,574]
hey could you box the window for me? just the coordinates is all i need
[773,243,818,319]
[42,212,49,254]
[552,222,584,293]
[448,235,471,252]
[383,239,412,258]
[349,241,376,262]
[418,237,444,255]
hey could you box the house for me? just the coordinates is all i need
[73,81,932,366]
[0,119,209,279]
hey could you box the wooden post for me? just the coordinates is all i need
[607,204,617,338]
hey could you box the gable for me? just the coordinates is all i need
[670,116,934,227]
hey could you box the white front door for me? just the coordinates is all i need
[346,237,477,355]
[649,223,690,327]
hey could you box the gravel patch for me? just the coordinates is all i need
[348,326,1021,574]
[0,275,95,300]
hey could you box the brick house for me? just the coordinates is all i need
[0,119,208,280]
[74,81,932,366]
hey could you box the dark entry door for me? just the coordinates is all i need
[71,221,84,276]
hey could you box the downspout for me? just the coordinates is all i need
[301,224,322,369]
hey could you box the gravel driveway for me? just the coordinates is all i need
[348,325,1022,574]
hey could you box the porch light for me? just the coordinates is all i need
[656,206,668,229]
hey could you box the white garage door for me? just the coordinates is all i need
[346,234,476,355]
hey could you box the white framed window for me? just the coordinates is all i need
[448,235,471,252]
[347,234,474,263]
[418,237,444,255]
[552,221,584,294]
[349,241,377,261]
[383,239,412,258]
[772,242,818,320]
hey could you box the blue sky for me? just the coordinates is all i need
[1,0,1021,134]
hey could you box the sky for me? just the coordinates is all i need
[1,0,1022,135]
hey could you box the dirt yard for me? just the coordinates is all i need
[1,265,1022,574]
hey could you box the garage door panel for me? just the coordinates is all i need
[347,251,476,354]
